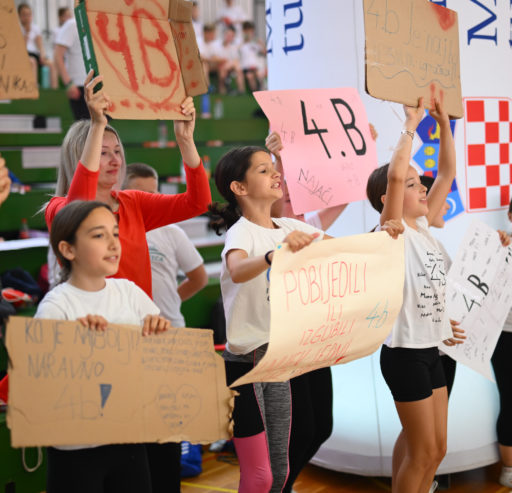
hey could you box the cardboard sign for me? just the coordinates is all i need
[363,0,463,119]
[254,88,378,215]
[7,317,234,447]
[231,232,405,387]
[442,221,512,380]
[0,0,39,99]
[75,0,207,120]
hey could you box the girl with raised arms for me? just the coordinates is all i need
[209,140,402,492]
[366,97,464,493]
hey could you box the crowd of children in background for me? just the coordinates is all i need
[18,0,267,109]
[2,3,511,493]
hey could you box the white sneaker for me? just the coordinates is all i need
[429,480,438,493]
[499,466,512,487]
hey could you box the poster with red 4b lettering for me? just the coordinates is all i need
[76,0,206,120]
[254,88,377,215]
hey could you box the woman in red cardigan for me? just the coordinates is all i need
[45,71,211,297]
[41,71,211,493]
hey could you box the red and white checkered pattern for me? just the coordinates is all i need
[464,97,512,212]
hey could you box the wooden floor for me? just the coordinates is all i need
[181,449,510,493]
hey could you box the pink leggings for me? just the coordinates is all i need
[226,356,292,493]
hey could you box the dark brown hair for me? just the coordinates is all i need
[50,201,113,283]
[420,174,435,194]
[208,146,268,234]
[366,163,390,213]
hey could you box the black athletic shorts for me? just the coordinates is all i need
[380,345,446,402]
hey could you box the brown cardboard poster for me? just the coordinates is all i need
[7,317,234,447]
[364,0,463,119]
[169,0,208,97]
[0,0,39,100]
[82,0,205,120]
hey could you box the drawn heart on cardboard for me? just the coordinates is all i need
[157,384,202,430]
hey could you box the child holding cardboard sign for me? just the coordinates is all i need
[36,200,171,493]
[366,97,464,493]
[209,142,402,493]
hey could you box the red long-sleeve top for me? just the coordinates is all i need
[45,161,211,298]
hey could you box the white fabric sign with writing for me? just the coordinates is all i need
[443,220,512,380]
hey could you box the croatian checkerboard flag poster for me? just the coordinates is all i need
[464,98,512,212]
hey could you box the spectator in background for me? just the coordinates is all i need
[0,155,11,207]
[217,0,248,42]
[54,16,89,120]
[123,162,208,493]
[201,25,244,94]
[18,3,58,89]
[191,1,203,45]
[239,21,266,92]
[211,26,245,94]
[52,7,72,46]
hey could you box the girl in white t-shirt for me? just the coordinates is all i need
[208,145,324,493]
[36,200,170,493]
[209,144,403,492]
[366,98,463,493]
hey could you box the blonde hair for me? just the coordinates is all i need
[55,120,126,197]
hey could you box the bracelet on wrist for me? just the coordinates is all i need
[401,129,415,139]
[264,250,273,265]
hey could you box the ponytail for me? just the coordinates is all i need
[208,202,242,234]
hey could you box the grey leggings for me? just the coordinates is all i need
[225,346,291,492]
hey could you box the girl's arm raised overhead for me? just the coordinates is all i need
[425,98,456,226]
[79,71,112,171]
[380,98,424,225]
[174,97,201,168]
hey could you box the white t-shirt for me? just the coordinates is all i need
[147,225,204,327]
[198,39,217,60]
[192,19,203,45]
[384,217,452,348]
[210,38,240,61]
[21,23,41,54]
[221,216,324,355]
[35,278,159,449]
[217,5,248,25]
[305,211,322,230]
[239,40,264,70]
[55,18,87,86]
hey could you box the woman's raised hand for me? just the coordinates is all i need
[174,96,196,143]
[84,70,111,126]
